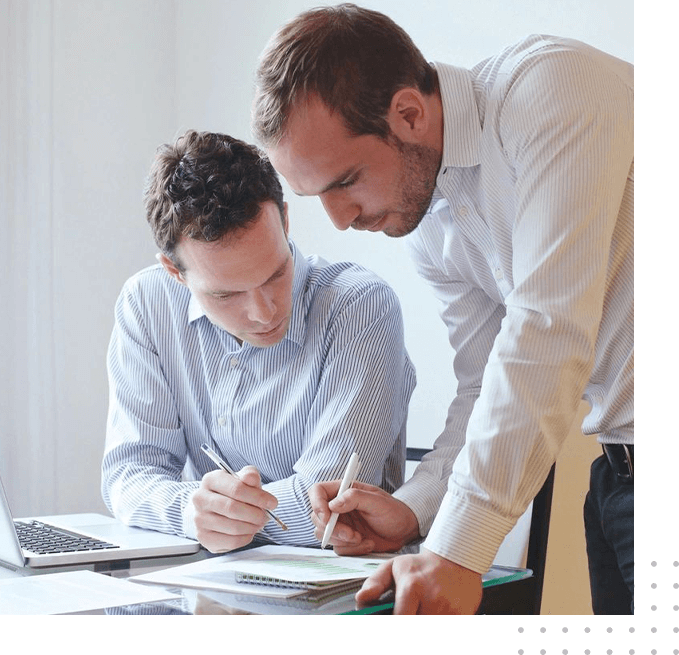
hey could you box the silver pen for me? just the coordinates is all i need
[200,443,288,531]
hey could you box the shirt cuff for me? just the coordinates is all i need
[181,488,199,540]
[421,490,517,574]
[392,472,449,537]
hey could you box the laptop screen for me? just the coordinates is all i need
[0,476,28,568]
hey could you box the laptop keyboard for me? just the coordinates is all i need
[15,520,120,554]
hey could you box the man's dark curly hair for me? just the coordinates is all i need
[145,130,286,271]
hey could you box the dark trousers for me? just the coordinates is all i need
[583,453,634,614]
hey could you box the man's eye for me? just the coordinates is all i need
[338,176,357,189]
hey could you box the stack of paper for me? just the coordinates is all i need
[132,545,393,598]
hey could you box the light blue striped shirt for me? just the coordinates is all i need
[393,35,633,573]
[102,241,415,546]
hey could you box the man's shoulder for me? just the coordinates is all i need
[118,264,189,310]
[304,255,396,303]
[123,263,177,287]
[469,34,632,87]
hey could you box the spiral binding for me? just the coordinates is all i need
[236,573,312,589]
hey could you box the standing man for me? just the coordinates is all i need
[102,130,415,553]
[253,4,633,614]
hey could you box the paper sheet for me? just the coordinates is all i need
[0,569,181,615]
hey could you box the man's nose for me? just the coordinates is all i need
[246,288,276,324]
[320,194,359,231]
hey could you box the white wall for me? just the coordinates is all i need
[1,0,632,613]
[1,0,176,515]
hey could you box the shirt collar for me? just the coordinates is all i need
[433,62,482,169]
[285,240,308,347]
[187,239,308,348]
[188,291,205,324]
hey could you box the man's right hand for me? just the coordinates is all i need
[192,466,278,553]
[308,480,420,555]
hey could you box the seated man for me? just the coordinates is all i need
[102,130,415,552]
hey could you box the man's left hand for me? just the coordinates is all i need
[356,548,483,614]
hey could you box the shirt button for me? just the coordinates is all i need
[457,206,468,217]
[494,267,503,280]
[229,357,239,368]
[218,416,226,427]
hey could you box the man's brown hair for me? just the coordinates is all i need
[252,3,437,147]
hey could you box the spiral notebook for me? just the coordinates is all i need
[227,546,390,590]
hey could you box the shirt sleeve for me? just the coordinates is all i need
[394,215,505,536]
[102,281,200,538]
[256,282,415,546]
[408,47,633,573]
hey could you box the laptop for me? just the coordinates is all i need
[0,474,200,569]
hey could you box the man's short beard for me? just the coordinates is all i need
[384,135,441,238]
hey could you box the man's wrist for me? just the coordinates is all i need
[395,499,422,545]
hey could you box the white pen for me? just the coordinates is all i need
[321,452,361,549]
[200,443,288,531]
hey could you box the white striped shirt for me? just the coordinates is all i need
[102,241,415,545]
[393,35,633,573]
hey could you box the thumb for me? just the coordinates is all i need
[328,482,383,513]
[328,486,364,513]
[237,465,262,489]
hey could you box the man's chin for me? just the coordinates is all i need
[382,213,425,238]
[244,318,290,348]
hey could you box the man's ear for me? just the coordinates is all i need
[386,87,429,143]
[156,253,186,286]
[282,202,289,238]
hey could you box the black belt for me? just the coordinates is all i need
[602,444,634,483]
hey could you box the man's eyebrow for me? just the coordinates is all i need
[211,252,291,297]
[265,251,292,282]
[292,167,358,197]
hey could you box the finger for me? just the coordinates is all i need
[308,481,342,523]
[194,487,271,527]
[355,560,395,606]
[203,470,277,511]
[194,501,269,542]
[196,526,255,554]
[326,484,385,514]
[321,529,368,552]
[392,577,421,615]
[236,465,262,488]
[309,481,382,521]
[331,539,375,557]
[310,509,367,548]
[310,510,338,537]
[196,502,268,532]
